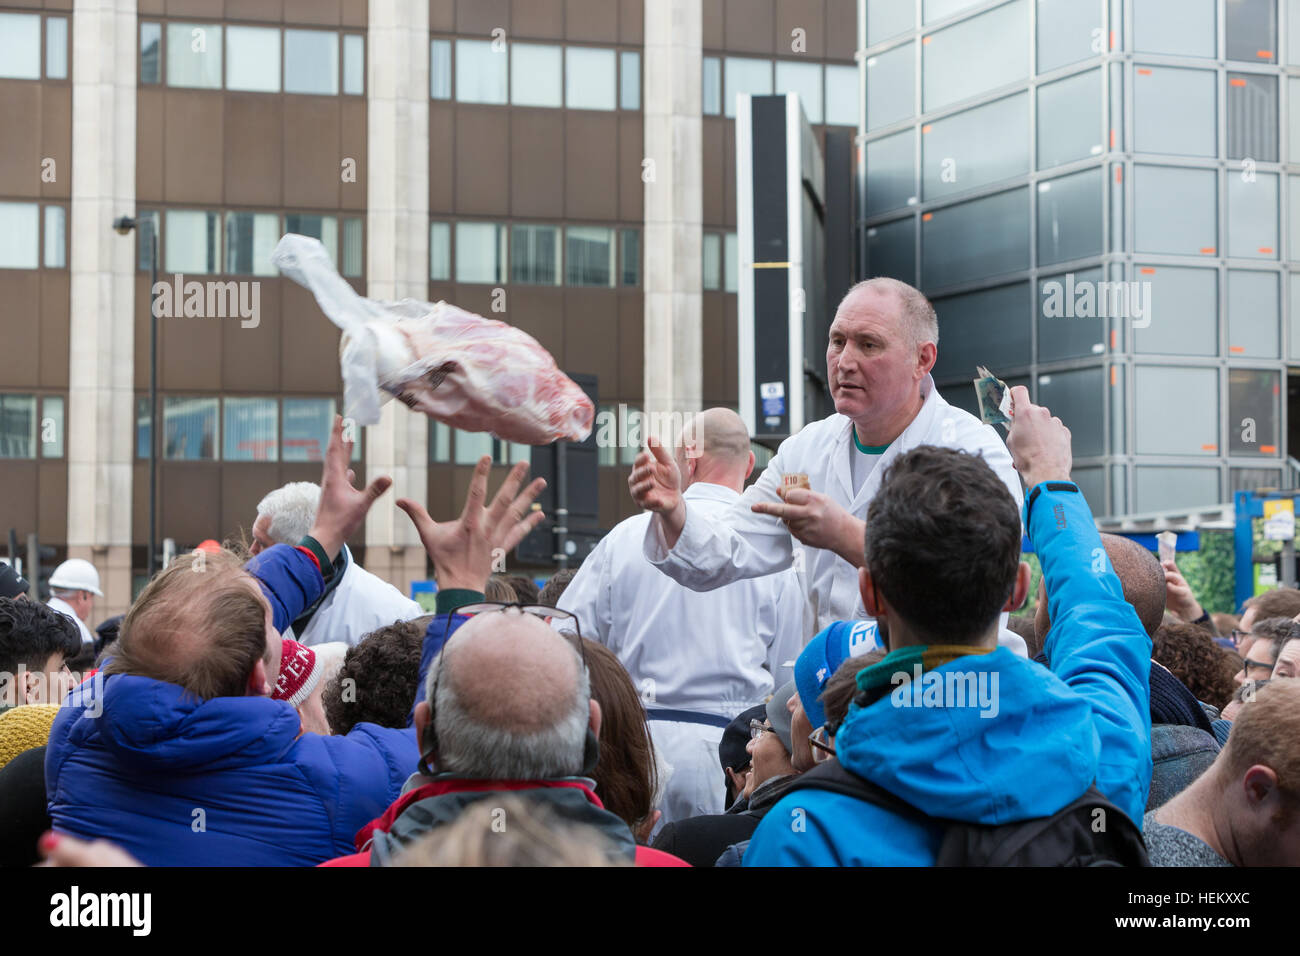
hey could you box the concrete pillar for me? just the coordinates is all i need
[643,0,704,433]
[66,0,138,623]
[363,0,430,596]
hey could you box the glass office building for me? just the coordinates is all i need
[858,0,1300,516]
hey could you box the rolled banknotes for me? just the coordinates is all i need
[973,366,1012,426]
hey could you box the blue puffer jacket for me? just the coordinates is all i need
[744,482,1152,866]
[44,545,433,867]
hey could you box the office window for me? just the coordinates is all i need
[225,25,280,92]
[923,0,1028,113]
[1291,0,1300,64]
[43,206,66,269]
[136,397,151,459]
[865,42,914,131]
[431,38,452,99]
[1038,268,1106,362]
[0,13,40,79]
[922,188,1029,289]
[865,130,916,216]
[163,396,219,460]
[1037,70,1103,169]
[867,217,917,286]
[1227,0,1277,62]
[566,227,614,286]
[932,282,1031,381]
[283,398,334,461]
[341,218,363,278]
[1038,168,1104,267]
[703,233,721,290]
[1133,0,1216,57]
[510,224,561,285]
[1135,467,1220,511]
[620,229,639,287]
[1133,67,1216,156]
[724,232,738,293]
[343,34,364,95]
[1133,265,1218,356]
[454,429,494,465]
[456,222,505,283]
[512,43,562,107]
[1228,171,1279,259]
[1134,367,1219,455]
[1037,0,1102,73]
[566,47,616,110]
[775,60,823,124]
[41,396,64,458]
[1227,271,1280,358]
[285,29,338,95]
[1291,175,1300,260]
[0,395,36,459]
[430,221,451,280]
[430,420,451,463]
[703,56,721,115]
[225,212,278,276]
[596,405,617,466]
[1290,78,1300,162]
[140,22,161,84]
[724,57,772,118]
[619,407,644,465]
[1037,368,1105,458]
[165,210,220,274]
[924,0,983,22]
[0,203,38,269]
[824,64,858,126]
[1229,369,1280,455]
[620,51,640,110]
[223,397,278,461]
[1288,273,1300,359]
[1228,73,1278,161]
[922,93,1027,201]
[868,0,915,44]
[46,16,68,79]
[285,214,338,266]
[166,23,222,89]
[134,210,160,270]
[456,39,506,104]
[1134,166,1217,256]
[1068,466,1104,513]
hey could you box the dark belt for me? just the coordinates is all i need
[645,707,733,729]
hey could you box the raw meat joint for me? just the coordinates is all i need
[272,234,595,445]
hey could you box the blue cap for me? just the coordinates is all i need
[793,619,882,729]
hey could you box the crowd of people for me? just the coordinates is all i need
[1,276,1297,867]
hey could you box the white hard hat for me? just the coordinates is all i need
[49,558,103,597]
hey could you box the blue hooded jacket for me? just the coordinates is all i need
[44,545,435,867]
[744,482,1152,866]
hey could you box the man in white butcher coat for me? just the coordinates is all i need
[556,409,805,829]
[630,277,1027,652]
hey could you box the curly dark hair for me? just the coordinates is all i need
[0,596,81,676]
[321,618,427,735]
[1152,621,1239,711]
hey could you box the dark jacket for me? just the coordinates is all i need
[651,772,798,867]
[0,745,49,867]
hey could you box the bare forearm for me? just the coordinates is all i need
[834,515,867,569]
[655,500,687,551]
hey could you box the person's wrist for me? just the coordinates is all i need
[1021,469,1071,491]
[305,524,344,563]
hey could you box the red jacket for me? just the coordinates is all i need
[321,776,688,867]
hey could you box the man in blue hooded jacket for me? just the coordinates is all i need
[44,418,546,866]
[744,387,1152,866]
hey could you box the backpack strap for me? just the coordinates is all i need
[782,759,928,823]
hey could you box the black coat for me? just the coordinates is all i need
[0,745,49,867]
[651,774,799,867]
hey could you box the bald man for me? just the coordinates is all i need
[557,408,805,829]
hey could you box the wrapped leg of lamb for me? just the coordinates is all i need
[271,234,594,443]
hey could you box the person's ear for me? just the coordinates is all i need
[414,700,430,743]
[588,698,602,739]
[1242,764,1279,809]
[1004,561,1032,613]
[744,451,755,480]
[22,669,41,705]
[917,341,937,377]
[860,566,881,618]
[247,658,270,697]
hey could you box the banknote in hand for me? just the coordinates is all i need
[973,366,1012,426]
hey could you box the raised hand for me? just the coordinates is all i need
[307,416,393,561]
[397,456,546,592]
[1004,385,1073,490]
[752,487,867,569]
[628,436,683,515]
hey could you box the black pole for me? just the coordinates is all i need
[554,440,569,570]
[147,222,158,580]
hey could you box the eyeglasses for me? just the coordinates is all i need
[1241,658,1274,677]
[809,725,836,763]
[749,718,774,740]
[453,602,586,668]
[1231,628,1254,646]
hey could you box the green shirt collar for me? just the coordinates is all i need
[852,426,891,455]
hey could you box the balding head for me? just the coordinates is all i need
[838,278,938,350]
[677,408,755,493]
[426,611,594,779]
[1036,533,1167,645]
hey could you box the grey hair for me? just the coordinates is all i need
[256,482,321,545]
[426,636,591,780]
[840,277,939,349]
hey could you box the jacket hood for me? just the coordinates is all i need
[67,673,303,773]
[835,648,1099,824]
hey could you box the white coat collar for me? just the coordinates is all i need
[683,482,742,504]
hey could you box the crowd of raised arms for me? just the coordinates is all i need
[2,278,1297,868]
